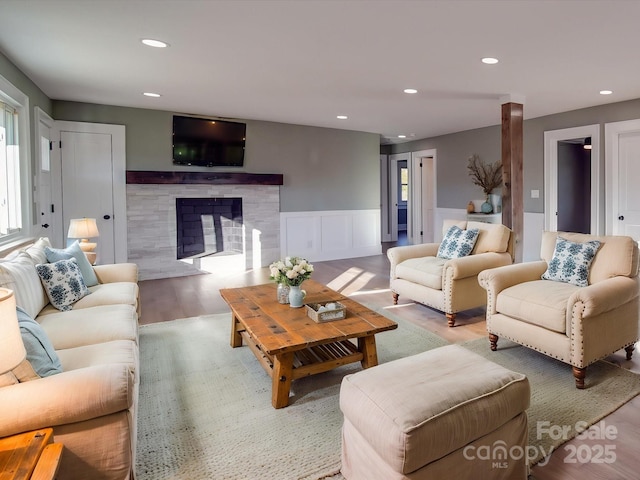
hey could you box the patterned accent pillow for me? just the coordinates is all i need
[36,258,91,311]
[542,237,601,287]
[437,226,480,259]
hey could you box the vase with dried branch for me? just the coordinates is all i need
[467,154,502,213]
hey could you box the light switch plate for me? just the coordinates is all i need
[531,189,540,199]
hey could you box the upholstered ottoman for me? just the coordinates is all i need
[339,344,530,480]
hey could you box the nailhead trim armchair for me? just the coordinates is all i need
[479,231,640,388]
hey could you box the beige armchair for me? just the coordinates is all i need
[387,220,514,327]
[479,231,640,389]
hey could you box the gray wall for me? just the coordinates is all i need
[388,125,502,209]
[390,98,640,213]
[53,101,380,212]
[0,50,52,172]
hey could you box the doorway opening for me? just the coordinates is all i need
[544,124,601,234]
[397,160,408,245]
[557,138,591,233]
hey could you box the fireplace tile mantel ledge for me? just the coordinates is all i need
[126,171,283,185]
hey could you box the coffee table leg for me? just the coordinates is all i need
[272,352,294,409]
[358,335,378,369]
[230,314,242,348]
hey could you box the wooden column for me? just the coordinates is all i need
[501,101,524,262]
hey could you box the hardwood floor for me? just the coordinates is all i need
[138,246,640,479]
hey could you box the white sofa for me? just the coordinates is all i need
[0,238,140,480]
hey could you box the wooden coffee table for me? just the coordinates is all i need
[220,280,397,408]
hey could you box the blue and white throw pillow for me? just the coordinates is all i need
[437,226,480,259]
[36,258,91,311]
[542,237,601,287]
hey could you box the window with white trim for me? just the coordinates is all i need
[0,100,22,237]
[0,73,31,246]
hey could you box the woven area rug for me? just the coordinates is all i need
[136,309,448,480]
[136,308,640,479]
[461,337,640,466]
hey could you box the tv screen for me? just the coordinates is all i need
[172,115,246,167]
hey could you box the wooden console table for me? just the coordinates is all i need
[0,428,63,480]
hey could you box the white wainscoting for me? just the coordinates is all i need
[280,209,381,262]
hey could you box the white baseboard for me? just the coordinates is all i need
[280,209,381,262]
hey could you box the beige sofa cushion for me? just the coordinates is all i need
[0,252,47,318]
[497,280,579,333]
[541,231,639,283]
[56,339,137,377]
[395,257,447,290]
[38,304,139,350]
[340,344,530,474]
[468,221,511,254]
[22,237,52,265]
[38,282,139,316]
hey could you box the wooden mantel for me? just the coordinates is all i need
[126,171,283,186]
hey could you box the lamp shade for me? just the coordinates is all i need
[0,288,26,376]
[68,218,100,239]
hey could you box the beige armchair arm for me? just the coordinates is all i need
[0,364,134,437]
[93,263,138,284]
[387,243,440,278]
[570,276,640,319]
[444,252,513,280]
[478,261,548,294]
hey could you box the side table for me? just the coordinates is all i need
[0,428,63,480]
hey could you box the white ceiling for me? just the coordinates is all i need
[1,0,639,144]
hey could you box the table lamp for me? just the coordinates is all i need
[67,218,100,253]
[0,288,26,378]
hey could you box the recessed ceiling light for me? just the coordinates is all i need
[141,38,169,48]
[337,115,348,120]
[398,135,407,139]
[481,57,499,64]
[404,88,418,94]
[143,92,161,97]
[599,90,613,95]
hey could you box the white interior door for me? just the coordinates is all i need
[35,108,57,242]
[61,131,114,264]
[411,149,437,244]
[54,121,127,264]
[606,119,640,241]
[380,154,392,242]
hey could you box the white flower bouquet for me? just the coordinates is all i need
[269,256,314,287]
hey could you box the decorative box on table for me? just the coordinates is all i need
[305,302,347,323]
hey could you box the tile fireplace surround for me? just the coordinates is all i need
[126,183,280,280]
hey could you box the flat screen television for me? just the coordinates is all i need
[172,115,246,167]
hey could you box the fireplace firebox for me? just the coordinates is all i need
[176,198,243,260]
